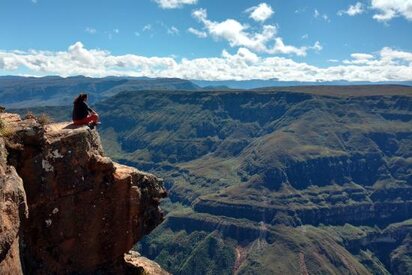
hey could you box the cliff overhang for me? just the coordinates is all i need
[0,113,167,274]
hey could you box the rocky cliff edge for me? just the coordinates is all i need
[0,113,168,274]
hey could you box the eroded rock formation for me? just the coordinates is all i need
[0,113,167,274]
[0,123,27,274]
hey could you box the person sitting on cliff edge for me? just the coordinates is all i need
[72,93,100,128]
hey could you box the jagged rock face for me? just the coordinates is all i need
[0,135,28,274]
[124,251,170,275]
[1,113,166,274]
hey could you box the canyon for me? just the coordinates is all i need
[3,77,412,274]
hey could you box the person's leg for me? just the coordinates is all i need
[73,114,99,126]
[85,113,99,124]
[88,113,99,124]
[73,117,89,125]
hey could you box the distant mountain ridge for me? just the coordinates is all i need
[0,75,200,108]
[193,79,412,89]
[2,75,412,108]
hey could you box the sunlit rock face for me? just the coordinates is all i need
[0,113,167,274]
[0,124,27,275]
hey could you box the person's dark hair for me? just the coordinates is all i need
[74,93,88,104]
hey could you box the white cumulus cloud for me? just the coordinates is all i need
[192,8,319,56]
[380,47,412,63]
[188,27,207,38]
[167,26,179,35]
[351,53,375,60]
[371,0,412,22]
[153,0,197,9]
[246,3,274,22]
[1,42,411,82]
[338,2,364,16]
[343,53,376,65]
[314,9,330,22]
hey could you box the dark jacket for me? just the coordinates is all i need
[72,101,93,121]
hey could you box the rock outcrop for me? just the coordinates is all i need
[0,118,27,274]
[0,113,167,274]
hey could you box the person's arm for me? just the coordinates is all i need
[85,102,96,114]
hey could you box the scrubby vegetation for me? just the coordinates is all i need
[0,118,12,137]
[36,113,53,126]
[24,111,53,126]
[139,226,236,275]
[0,118,5,136]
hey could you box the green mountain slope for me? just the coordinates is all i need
[10,85,412,274]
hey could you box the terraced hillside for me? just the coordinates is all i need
[10,85,412,274]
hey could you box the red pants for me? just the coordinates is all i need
[73,113,99,125]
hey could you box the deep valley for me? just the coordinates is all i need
[5,77,412,274]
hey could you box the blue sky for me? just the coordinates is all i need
[0,0,411,81]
